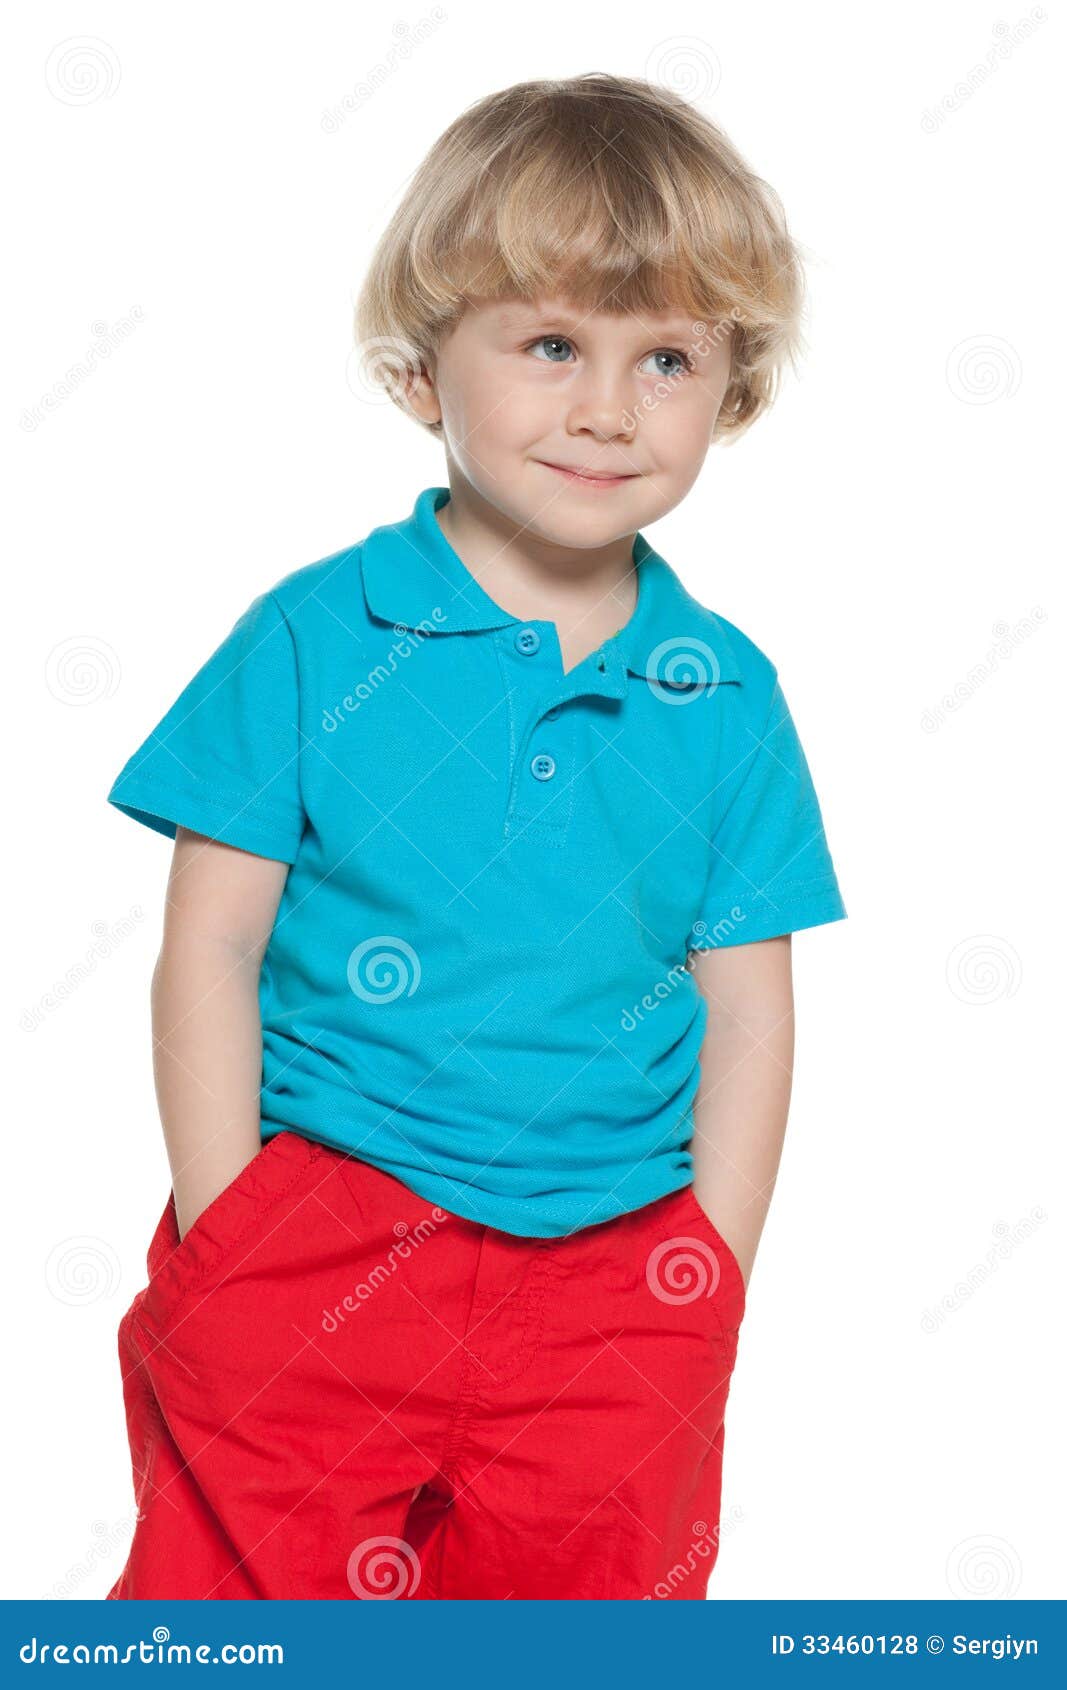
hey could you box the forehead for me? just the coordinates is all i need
[479,296,699,336]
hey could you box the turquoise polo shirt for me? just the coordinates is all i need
[107,484,846,1237]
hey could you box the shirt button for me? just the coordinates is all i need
[530,752,556,781]
[515,626,541,655]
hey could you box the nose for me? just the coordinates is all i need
[563,357,636,442]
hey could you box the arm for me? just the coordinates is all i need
[151,826,289,1241]
[687,934,795,1291]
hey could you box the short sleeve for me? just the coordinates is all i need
[686,676,846,951]
[106,589,305,863]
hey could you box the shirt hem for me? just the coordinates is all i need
[263,1128,693,1239]
[687,880,847,950]
[107,776,304,863]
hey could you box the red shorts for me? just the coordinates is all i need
[109,1131,746,1600]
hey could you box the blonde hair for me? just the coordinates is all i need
[355,72,804,443]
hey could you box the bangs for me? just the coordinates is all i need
[411,99,784,331]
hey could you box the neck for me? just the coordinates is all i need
[434,477,638,634]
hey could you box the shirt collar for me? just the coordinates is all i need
[361,485,744,693]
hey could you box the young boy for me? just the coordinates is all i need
[105,73,845,1600]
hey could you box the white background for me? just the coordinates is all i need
[5,1,1062,1601]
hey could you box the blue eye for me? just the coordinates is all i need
[526,337,694,377]
[529,336,575,363]
[640,348,694,378]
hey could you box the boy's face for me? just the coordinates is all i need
[409,295,735,548]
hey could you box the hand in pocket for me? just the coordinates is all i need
[173,1138,267,1244]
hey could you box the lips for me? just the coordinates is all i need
[538,461,636,482]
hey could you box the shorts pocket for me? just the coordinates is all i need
[138,1130,319,1329]
[676,1186,747,1326]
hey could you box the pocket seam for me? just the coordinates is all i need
[139,1136,321,1329]
[174,1135,283,1256]
[678,1186,747,1317]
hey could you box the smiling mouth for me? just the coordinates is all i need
[537,460,638,485]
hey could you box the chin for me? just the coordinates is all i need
[528,509,633,550]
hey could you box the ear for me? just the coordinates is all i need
[402,358,441,427]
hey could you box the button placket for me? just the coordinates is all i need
[495,627,626,843]
[505,729,572,843]
[495,625,566,837]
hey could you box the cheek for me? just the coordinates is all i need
[444,361,555,451]
[443,363,527,446]
[433,344,495,441]
[437,379,479,448]
[640,385,720,468]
